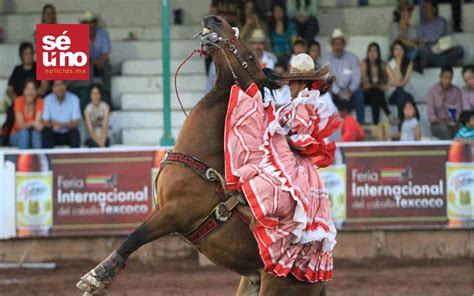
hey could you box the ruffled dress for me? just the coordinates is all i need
[224,83,340,283]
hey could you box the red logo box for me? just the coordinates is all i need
[36,24,90,80]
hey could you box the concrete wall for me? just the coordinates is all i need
[0,229,470,265]
[0,234,196,264]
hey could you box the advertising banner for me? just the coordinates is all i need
[5,148,167,237]
[1,142,472,238]
[343,144,448,227]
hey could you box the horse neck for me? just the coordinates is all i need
[174,64,252,172]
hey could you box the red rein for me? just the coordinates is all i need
[174,48,206,117]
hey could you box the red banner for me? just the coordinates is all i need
[343,145,448,227]
[51,151,155,235]
[7,149,167,237]
[4,142,472,238]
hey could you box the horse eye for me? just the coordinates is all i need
[248,54,254,60]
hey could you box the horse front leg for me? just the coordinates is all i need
[76,206,179,295]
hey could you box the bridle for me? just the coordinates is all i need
[194,28,261,87]
[174,28,263,117]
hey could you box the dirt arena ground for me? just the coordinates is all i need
[0,258,470,296]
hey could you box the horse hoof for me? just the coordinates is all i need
[76,270,106,294]
[76,250,125,294]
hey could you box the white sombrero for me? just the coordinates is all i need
[270,53,330,81]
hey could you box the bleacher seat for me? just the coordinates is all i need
[121,58,205,76]
[0,1,473,145]
[121,92,200,111]
[111,74,206,108]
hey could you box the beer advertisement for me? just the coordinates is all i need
[2,143,472,238]
[5,149,168,237]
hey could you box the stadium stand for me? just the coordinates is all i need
[0,0,472,145]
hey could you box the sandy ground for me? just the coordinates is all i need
[0,258,471,296]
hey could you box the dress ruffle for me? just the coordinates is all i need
[224,84,338,283]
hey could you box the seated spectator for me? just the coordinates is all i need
[9,79,44,149]
[7,42,48,100]
[84,84,110,148]
[286,0,319,44]
[389,3,421,64]
[240,0,269,47]
[417,0,464,67]
[271,63,291,106]
[42,80,82,148]
[454,111,474,141]
[418,0,462,33]
[339,101,364,142]
[41,4,57,24]
[399,100,421,141]
[361,42,392,124]
[427,66,462,140]
[288,37,307,67]
[33,4,57,40]
[386,40,414,120]
[269,3,297,61]
[308,40,321,68]
[461,65,474,112]
[80,11,112,106]
[253,0,274,24]
[320,28,365,123]
[249,29,277,69]
[3,42,49,144]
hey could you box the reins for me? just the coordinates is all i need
[174,30,260,118]
[174,49,199,117]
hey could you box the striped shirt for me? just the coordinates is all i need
[455,127,474,140]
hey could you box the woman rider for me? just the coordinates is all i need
[224,53,339,283]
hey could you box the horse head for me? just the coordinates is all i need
[197,15,280,91]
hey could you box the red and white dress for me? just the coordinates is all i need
[224,83,340,283]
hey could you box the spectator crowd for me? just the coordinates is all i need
[209,0,473,142]
[1,0,473,150]
[1,5,112,149]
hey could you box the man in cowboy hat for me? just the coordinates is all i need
[320,28,365,124]
[248,28,276,69]
[80,10,112,105]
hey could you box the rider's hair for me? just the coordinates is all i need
[304,80,313,90]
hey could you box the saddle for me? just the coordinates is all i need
[156,152,253,245]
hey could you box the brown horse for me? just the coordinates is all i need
[77,16,325,296]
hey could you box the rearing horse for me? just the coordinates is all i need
[77,16,325,296]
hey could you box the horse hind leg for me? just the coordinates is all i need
[76,206,178,295]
